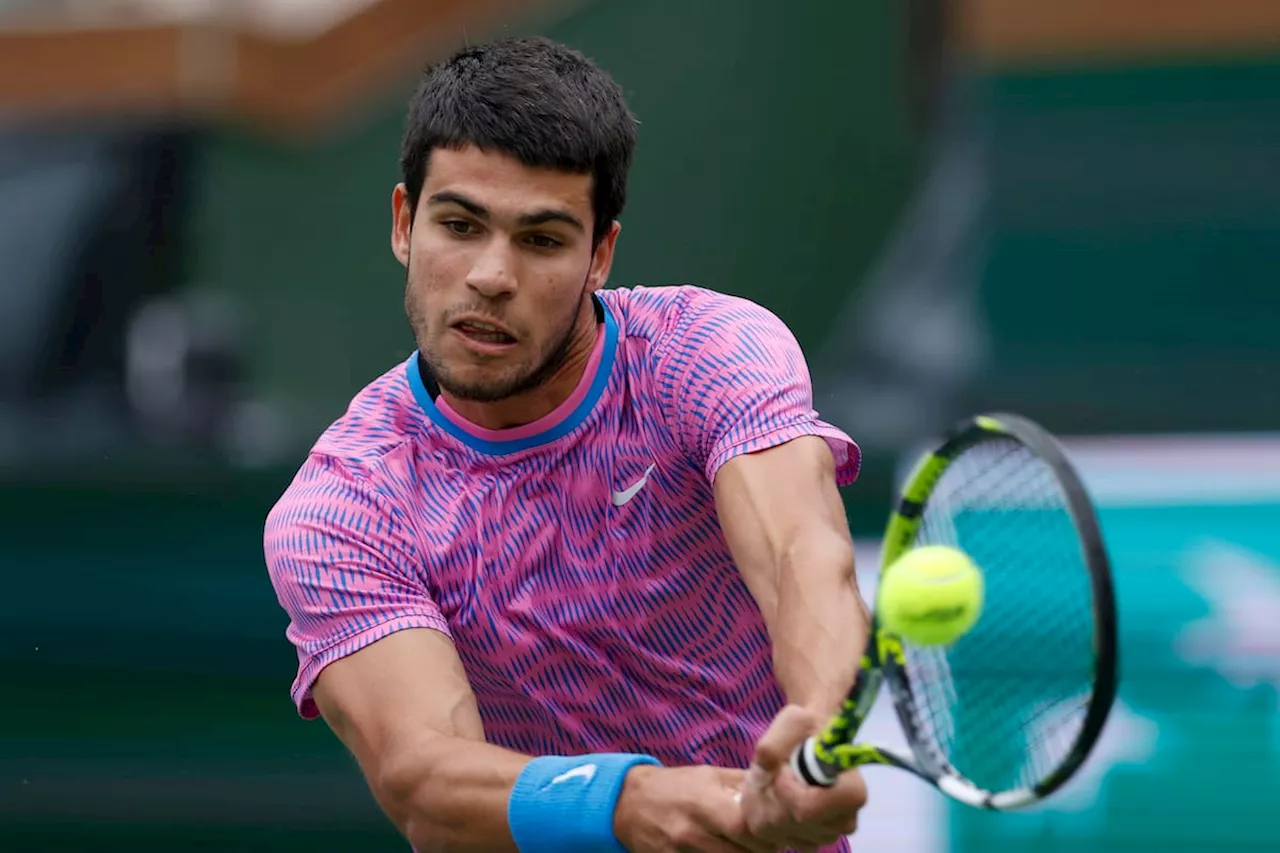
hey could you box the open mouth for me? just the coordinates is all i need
[453,320,517,346]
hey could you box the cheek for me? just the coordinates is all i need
[522,276,574,333]
[408,237,459,299]
[536,258,591,308]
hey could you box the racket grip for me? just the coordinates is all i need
[790,736,839,787]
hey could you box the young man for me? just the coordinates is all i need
[265,36,870,853]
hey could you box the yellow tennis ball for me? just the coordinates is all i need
[878,545,985,646]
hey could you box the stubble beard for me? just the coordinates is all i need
[406,272,586,403]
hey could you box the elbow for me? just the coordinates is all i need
[372,740,451,853]
[787,526,855,585]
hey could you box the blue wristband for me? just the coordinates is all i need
[507,753,662,853]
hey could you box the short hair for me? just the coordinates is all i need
[399,36,638,245]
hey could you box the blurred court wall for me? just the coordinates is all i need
[192,0,918,442]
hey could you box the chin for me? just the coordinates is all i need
[437,365,527,403]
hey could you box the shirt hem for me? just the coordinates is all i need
[291,613,453,720]
[705,421,862,486]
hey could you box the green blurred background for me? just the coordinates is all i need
[1,0,1277,850]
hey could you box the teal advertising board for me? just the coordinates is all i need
[951,436,1280,853]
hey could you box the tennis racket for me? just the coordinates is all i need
[790,412,1118,810]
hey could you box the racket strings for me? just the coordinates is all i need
[898,438,1097,794]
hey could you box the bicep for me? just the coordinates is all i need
[714,436,855,616]
[313,627,485,780]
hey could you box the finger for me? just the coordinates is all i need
[716,829,779,853]
[763,812,846,850]
[668,822,763,853]
[736,783,837,851]
[746,819,843,853]
[666,794,767,853]
[833,767,868,823]
[710,782,780,853]
[700,834,767,853]
[779,755,867,803]
[751,704,819,778]
[776,766,868,838]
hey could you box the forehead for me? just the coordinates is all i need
[422,145,593,219]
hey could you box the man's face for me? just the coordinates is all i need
[392,145,618,402]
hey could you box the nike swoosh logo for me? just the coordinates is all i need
[612,463,657,507]
[549,763,598,786]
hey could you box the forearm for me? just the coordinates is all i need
[377,735,531,853]
[380,737,672,853]
[770,530,869,718]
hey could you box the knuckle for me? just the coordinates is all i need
[780,703,815,730]
[841,771,869,807]
[741,803,771,836]
[742,808,778,839]
[669,819,700,850]
[753,735,775,759]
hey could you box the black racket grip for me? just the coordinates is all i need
[790,736,840,787]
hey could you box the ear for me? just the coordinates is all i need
[586,220,622,293]
[391,183,414,267]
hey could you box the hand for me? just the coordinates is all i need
[738,705,868,852]
[613,764,775,853]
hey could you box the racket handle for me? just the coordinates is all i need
[790,736,839,787]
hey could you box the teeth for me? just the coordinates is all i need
[459,320,512,343]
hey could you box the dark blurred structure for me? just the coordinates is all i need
[813,0,990,458]
[816,0,1280,519]
[0,122,221,457]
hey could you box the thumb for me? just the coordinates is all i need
[752,704,819,778]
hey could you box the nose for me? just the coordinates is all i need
[465,239,517,300]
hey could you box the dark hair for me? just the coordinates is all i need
[400,36,637,245]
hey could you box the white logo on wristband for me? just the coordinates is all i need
[550,763,598,786]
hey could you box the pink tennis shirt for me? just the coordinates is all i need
[265,284,860,794]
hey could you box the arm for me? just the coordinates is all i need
[714,436,869,719]
[719,465,872,850]
[312,628,531,852]
[314,630,773,853]
[265,457,528,851]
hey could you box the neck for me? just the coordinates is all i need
[441,297,600,431]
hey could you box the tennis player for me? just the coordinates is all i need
[265,36,870,853]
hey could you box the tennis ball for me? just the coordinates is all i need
[878,545,984,646]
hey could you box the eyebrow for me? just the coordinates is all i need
[427,190,585,232]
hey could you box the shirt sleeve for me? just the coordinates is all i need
[263,453,451,719]
[652,287,861,486]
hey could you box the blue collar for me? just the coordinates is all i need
[405,298,618,456]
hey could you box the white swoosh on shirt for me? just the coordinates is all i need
[612,463,657,507]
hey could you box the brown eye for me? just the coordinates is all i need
[527,233,562,249]
[443,220,475,235]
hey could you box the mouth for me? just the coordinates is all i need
[451,317,518,352]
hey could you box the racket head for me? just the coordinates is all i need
[876,413,1118,808]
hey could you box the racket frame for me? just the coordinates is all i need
[791,412,1119,810]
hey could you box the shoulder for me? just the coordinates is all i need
[599,285,784,351]
[309,359,424,476]
[267,360,426,531]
